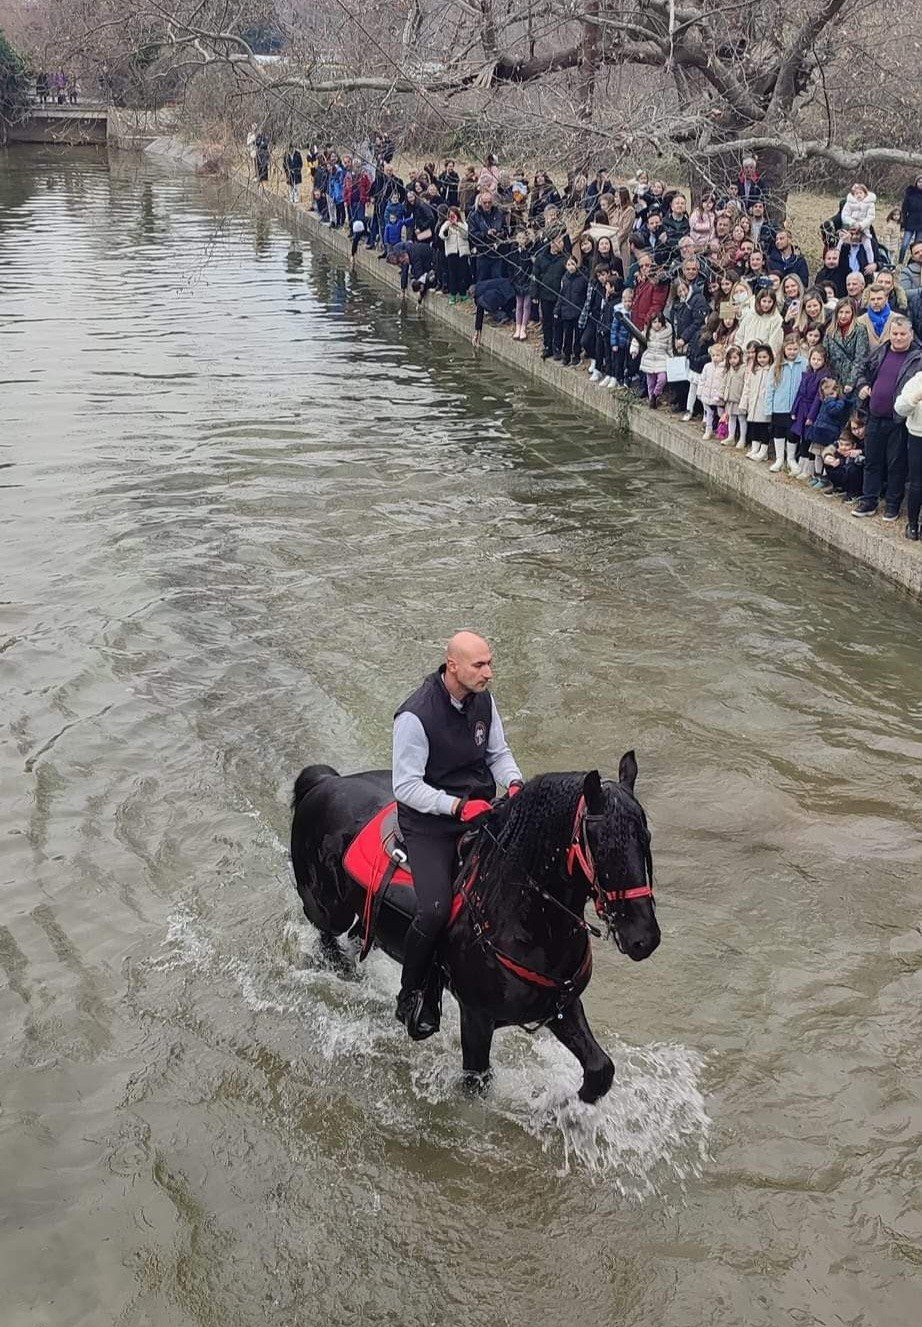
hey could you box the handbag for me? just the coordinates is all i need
[665,355,690,382]
[716,415,730,440]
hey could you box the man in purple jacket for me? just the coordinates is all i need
[852,317,922,521]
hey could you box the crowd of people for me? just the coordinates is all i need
[33,71,79,105]
[254,136,922,542]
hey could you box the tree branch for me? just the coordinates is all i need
[691,134,922,170]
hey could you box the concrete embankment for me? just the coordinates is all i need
[144,136,922,600]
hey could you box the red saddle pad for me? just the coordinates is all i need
[342,802,413,891]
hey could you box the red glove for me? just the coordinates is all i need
[458,798,493,822]
[507,782,523,798]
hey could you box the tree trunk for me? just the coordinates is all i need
[577,0,599,133]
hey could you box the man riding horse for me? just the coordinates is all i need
[392,630,523,1040]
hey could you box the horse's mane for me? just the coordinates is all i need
[477,773,586,884]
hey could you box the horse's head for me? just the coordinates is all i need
[576,755,660,962]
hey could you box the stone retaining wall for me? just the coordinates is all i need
[144,139,922,600]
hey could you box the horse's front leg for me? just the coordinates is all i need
[459,1003,494,1096]
[548,998,614,1104]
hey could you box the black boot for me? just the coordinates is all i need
[906,521,920,541]
[395,922,441,1040]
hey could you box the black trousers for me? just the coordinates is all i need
[445,253,469,296]
[596,330,613,377]
[862,414,908,510]
[907,433,922,526]
[397,819,464,940]
[559,320,578,360]
[540,299,559,355]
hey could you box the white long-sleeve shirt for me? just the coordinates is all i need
[392,695,523,816]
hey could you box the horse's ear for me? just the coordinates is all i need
[619,750,638,793]
[583,769,604,813]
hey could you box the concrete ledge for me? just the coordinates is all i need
[145,140,922,600]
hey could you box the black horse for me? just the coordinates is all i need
[289,753,660,1103]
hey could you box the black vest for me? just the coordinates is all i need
[395,669,495,827]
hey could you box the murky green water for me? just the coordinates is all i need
[1,146,921,1327]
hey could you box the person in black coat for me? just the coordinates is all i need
[900,175,922,261]
[467,191,507,283]
[283,145,303,204]
[595,276,622,385]
[529,172,562,225]
[813,246,848,298]
[555,258,589,365]
[438,161,460,208]
[404,189,437,241]
[579,263,611,367]
[471,278,516,346]
[669,277,709,412]
[531,234,568,359]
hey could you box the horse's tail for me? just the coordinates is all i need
[291,764,339,809]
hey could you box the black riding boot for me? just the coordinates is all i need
[396,921,441,1040]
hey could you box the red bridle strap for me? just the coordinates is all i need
[566,796,653,907]
[566,796,595,882]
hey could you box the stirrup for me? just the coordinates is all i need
[396,988,440,1041]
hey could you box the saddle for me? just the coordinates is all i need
[342,803,472,960]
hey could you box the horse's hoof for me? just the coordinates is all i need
[316,934,358,979]
[460,1070,492,1099]
[578,1058,614,1104]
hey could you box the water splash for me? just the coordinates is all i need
[151,904,711,1195]
[411,1031,711,1198]
[150,904,215,970]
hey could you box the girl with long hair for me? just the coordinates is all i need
[765,334,808,473]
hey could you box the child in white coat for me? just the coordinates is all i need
[639,313,672,408]
[841,183,877,236]
[697,344,726,439]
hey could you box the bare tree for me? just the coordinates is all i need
[8,0,922,192]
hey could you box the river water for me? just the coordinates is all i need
[1,146,920,1326]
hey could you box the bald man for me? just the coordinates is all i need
[391,632,523,1039]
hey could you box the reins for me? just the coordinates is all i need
[453,786,654,1018]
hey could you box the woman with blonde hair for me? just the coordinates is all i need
[779,273,805,330]
[791,287,829,341]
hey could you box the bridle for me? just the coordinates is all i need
[454,783,655,1011]
[566,793,655,945]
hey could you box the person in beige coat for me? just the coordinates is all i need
[609,186,636,276]
[739,344,775,461]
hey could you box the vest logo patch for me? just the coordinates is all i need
[473,720,487,747]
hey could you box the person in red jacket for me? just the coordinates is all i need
[630,252,670,327]
[343,162,372,231]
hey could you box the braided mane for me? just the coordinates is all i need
[476,773,586,885]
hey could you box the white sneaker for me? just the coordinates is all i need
[681,412,692,422]
[702,429,713,441]
[589,369,602,382]
[735,438,747,450]
[600,376,613,388]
